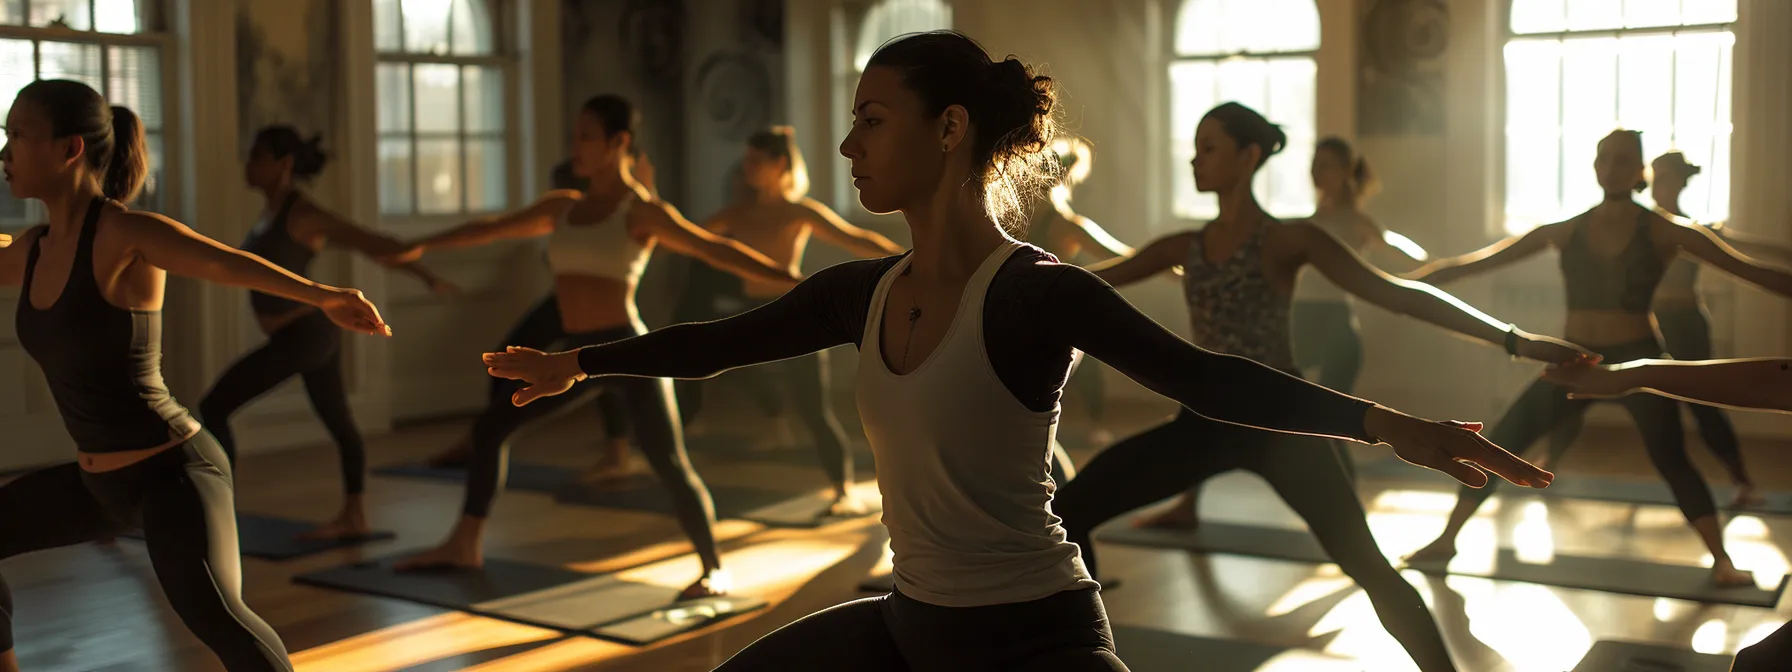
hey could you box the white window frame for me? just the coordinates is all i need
[1500,0,1737,236]
[373,0,519,222]
[1165,0,1320,225]
[0,4,178,230]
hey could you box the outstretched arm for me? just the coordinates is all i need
[118,212,390,335]
[305,208,455,292]
[1670,218,1792,298]
[1292,223,1593,365]
[1545,358,1792,414]
[1086,232,1191,287]
[485,258,890,405]
[801,198,905,257]
[0,226,44,286]
[1049,265,1550,488]
[635,200,802,288]
[406,191,577,254]
[1405,225,1555,285]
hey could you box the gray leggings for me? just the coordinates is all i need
[0,433,292,671]
[714,587,1126,671]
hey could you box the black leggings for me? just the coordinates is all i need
[1543,309,1746,484]
[464,325,721,568]
[1054,410,1453,671]
[198,310,365,494]
[494,294,629,441]
[715,587,1126,671]
[0,432,292,670]
[1462,339,1716,522]
[1291,300,1363,394]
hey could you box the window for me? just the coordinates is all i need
[0,0,165,228]
[1169,0,1319,221]
[374,0,508,217]
[1504,0,1735,235]
[852,0,953,73]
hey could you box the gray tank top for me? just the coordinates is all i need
[1182,224,1296,370]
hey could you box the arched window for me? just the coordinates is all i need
[373,0,509,216]
[0,0,164,227]
[1169,0,1319,221]
[1504,0,1736,234]
[853,0,953,74]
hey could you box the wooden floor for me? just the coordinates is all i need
[8,393,1792,672]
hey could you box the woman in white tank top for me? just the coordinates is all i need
[484,33,1553,671]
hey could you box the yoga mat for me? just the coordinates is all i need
[1356,458,1792,516]
[1096,521,1333,565]
[373,460,581,495]
[1569,640,1734,672]
[1407,548,1788,608]
[553,473,798,520]
[123,513,396,561]
[738,489,883,529]
[294,555,765,643]
[1112,625,1362,671]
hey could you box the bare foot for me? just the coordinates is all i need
[679,568,732,600]
[825,495,872,518]
[1713,558,1756,588]
[1404,539,1458,566]
[298,514,374,542]
[394,544,483,572]
[1731,484,1766,509]
[426,443,472,469]
[1132,499,1199,530]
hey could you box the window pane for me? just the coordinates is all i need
[1169,61,1218,220]
[1565,0,1622,31]
[1511,0,1567,34]
[106,46,160,131]
[1260,57,1316,218]
[378,137,414,215]
[1505,39,1564,230]
[1176,0,1319,56]
[0,38,33,113]
[0,1,22,25]
[374,0,402,51]
[376,63,410,132]
[139,130,161,211]
[854,0,953,71]
[466,136,505,212]
[462,66,502,133]
[449,0,494,55]
[401,0,452,54]
[1680,0,1738,25]
[1616,35,1672,134]
[1622,0,1679,29]
[39,41,100,89]
[415,137,463,214]
[29,0,88,30]
[93,0,144,33]
[412,63,459,133]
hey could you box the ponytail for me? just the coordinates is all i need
[16,81,147,204]
[104,106,147,203]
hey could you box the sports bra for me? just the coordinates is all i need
[545,193,648,283]
[240,192,314,316]
[1182,224,1297,370]
[1559,206,1666,313]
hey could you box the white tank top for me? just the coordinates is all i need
[545,194,649,283]
[1293,211,1363,303]
[854,241,1097,608]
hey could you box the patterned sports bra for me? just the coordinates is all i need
[1181,223,1296,370]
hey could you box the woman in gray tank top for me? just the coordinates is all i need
[1058,102,1591,672]
[481,33,1553,671]
[1405,130,1792,588]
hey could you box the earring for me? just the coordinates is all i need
[941,143,949,152]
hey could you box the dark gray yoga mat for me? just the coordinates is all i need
[552,473,798,520]
[122,513,396,561]
[735,489,883,529]
[1112,626,1362,671]
[1356,457,1792,515]
[373,460,581,494]
[1407,548,1788,608]
[293,554,766,642]
[1569,640,1735,672]
[1096,520,1334,565]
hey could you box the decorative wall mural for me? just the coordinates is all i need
[740,0,783,47]
[695,52,772,141]
[1358,0,1449,136]
[620,0,686,82]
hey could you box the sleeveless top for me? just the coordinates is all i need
[1656,208,1711,301]
[1293,211,1363,303]
[546,194,649,283]
[1559,207,1666,313]
[16,198,200,453]
[1183,224,1297,370]
[240,192,314,316]
[855,241,1096,607]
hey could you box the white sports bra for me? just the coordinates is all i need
[546,194,649,283]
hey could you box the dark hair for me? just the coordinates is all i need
[865,31,1058,229]
[550,159,584,190]
[1315,136,1381,204]
[1202,102,1286,169]
[745,125,810,200]
[17,79,146,203]
[1601,129,1648,192]
[582,94,639,153]
[1653,151,1702,182]
[253,125,329,179]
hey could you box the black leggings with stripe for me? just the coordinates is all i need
[0,432,292,671]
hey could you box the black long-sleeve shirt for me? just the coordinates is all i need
[577,246,1377,443]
